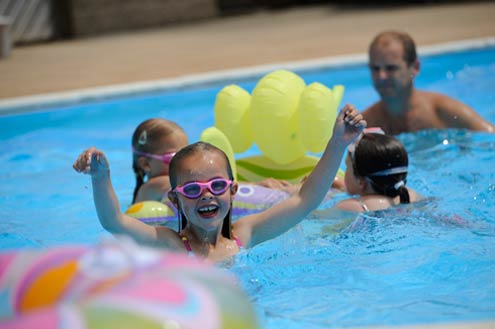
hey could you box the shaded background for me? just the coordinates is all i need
[0,0,493,99]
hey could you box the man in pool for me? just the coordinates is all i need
[362,30,494,135]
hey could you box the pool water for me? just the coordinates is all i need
[1,46,494,328]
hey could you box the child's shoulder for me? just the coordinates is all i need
[144,175,171,186]
[137,175,171,202]
[335,198,370,213]
[407,187,422,202]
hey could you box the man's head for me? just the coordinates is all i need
[368,31,420,99]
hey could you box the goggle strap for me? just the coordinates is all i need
[367,166,408,177]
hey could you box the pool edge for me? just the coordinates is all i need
[0,36,494,116]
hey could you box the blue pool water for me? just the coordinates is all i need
[1,45,495,328]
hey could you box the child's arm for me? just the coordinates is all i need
[235,105,366,247]
[73,147,182,249]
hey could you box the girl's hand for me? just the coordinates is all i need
[73,147,110,179]
[333,104,367,146]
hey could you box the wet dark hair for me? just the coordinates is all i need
[369,30,417,66]
[131,118,185,203]
[169,141,235,238]
[351,133,410,203]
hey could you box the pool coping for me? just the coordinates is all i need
[0,36,494,116]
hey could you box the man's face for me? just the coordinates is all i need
[368,39,418,99]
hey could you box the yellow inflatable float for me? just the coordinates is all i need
[126,70,344,227]
[211,69,344,183]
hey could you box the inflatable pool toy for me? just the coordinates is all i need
[126,70,345,227]
[211,69,345,184]
[0,238,259,329]
[299,83,343,153]
[236,154,320,183]
[233,183,289,216]
[201,126,238,180]
[125,200,177,227]
[126,183,290,227]
[214,84,253,153]
[249,69,307,164]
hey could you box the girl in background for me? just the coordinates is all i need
[334,129,420,213]
[131,118,188,203]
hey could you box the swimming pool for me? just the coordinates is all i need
[1,43,494,328]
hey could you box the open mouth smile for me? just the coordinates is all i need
[197,204,219,218]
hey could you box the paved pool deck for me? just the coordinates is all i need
[0,1,494,102]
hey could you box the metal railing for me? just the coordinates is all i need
[0,0,54,44]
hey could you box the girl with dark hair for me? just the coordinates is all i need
[335,128,420,213]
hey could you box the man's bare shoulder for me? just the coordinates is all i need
[417,89,494,132]
[362,102,386,124]
[416,89,450,104]
[415,89,469,110]
[362,101,390,131]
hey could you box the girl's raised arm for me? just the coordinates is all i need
[235,105,366,247]
[73,147,181,249]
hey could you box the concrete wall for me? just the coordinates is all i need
[68,0,219,37]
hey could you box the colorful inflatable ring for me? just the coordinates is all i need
[211,69,345,183]
[0,238,259,329]
[125,200,177,227]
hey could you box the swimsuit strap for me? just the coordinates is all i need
[182,236,192,252]
[358,199,370,212]
[233,235,243,248]
[179,232,193,252]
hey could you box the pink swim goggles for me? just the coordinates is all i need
[173,178,233,199]
[133,147,176,164]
